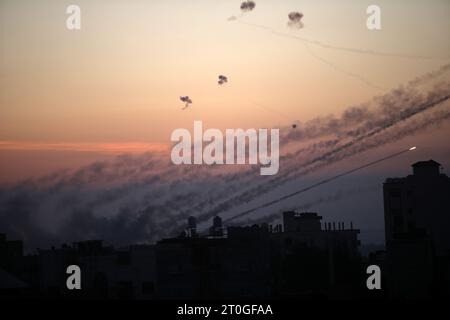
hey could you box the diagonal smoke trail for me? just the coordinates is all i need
[3,99,449,249]
[5,73,449,248]
[282,94,450,170]
[23,67,445,243]
[166,90,448,235]
[302,43,386,90]
[235,20,382,90]
[223,147,413,223]
[168,88,436,227]
[169,92,449,232]
[225,107,450,225]
[232,19,449,90]
[230,184,380,226]
[189,107,449,233]
[235,20,450,60]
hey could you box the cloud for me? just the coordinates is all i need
[0,141,169,154]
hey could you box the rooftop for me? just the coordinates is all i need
[412,159,441,168]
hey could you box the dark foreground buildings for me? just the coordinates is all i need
[156,212,362,299]
[0,212,363,299]
[383,160,450,298]
[1,159,449,299]
[0,235,156,299]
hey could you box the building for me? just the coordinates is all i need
[155,212,362,299]
[0,233,23,272]
[1,212,363,299]
[0,234,29,298]
[273,212,361,297]
[155,221,272,299]
[279,211,360,258]
[34,240,156,299]
[383,160,450,298]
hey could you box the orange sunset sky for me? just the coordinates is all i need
[1,0,449,183]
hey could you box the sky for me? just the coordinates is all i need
[0,0,449,249]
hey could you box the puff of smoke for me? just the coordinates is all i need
[240,1,256,12]
[287,11,304,29]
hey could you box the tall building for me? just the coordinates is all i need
[384,160,450,253]
[383,160,450,298]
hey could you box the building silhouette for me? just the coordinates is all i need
[0,234,28,297]
[155,212,362,299]
[0,211,362,299]
[2,159,449,299]
[0,236,156,299]
[383,159,450,298]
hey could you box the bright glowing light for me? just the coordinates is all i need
[409,146,417,151]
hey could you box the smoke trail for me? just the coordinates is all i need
[2,67,449,249]
[233,184,379,226]
[408,64,450,86]
[303,43,386,90]
[190,101,448,229]
[224,147,413,223]
[283,94,449,168]
[182,90,449,230]
[186,69,450,221]
[281,77,450,145]
[236,20,450,60]
[164,72,450,233]
[233,20,383,90]
[232,19,449,89]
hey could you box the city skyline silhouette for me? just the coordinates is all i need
[1,159,449,299]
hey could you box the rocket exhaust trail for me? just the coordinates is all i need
[223,146,416,223]
[188,94,449,232]
[235,20,450,60]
